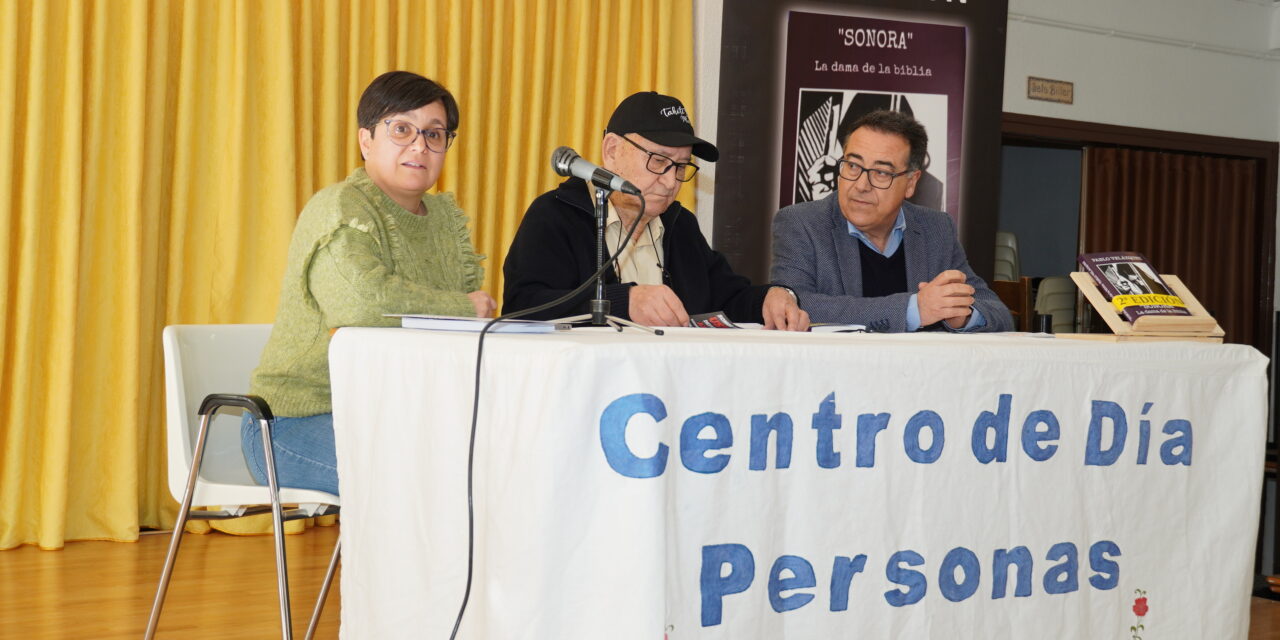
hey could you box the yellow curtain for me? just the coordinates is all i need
[0,0,695,550]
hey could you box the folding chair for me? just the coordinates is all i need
[994,231,1021,282]
[1035,276,1078,334]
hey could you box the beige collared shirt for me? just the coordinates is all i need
[604,200,665,285]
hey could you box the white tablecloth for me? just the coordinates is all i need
[329,327,1268,639]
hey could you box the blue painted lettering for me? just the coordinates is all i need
[1160,419,1192,465]
[700,544,754,626]
[856,413,891,467]
[992,546,1033,598]
[938,547,981,602]
[768,555,816,612]
[972,394,1011,463]
[681,412,733,474]
[812,392,842,469]
[599,393,668,478]
[1020,410,1059,461]
[829,555,867,611]
[903,410,945,463]
[1088,540,1121,590]
[1085,401,1127,466]
[1137,402,1153,465]
[750,413,794,471]
[884,550,927,606]
[1042,542,1079,594]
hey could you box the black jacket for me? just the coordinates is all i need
[502,177,772,322]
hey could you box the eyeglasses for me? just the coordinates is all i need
[382,119,457,153]
[620,135,699,182]
[837,159,914,189]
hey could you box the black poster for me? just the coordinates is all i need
[715,0,1008,283]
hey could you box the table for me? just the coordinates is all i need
[329,327,1268,639]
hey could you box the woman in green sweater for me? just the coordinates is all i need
[242,71,494,495]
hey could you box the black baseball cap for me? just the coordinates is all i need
[605,91,719,162]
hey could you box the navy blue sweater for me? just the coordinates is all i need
[503,177,772,322]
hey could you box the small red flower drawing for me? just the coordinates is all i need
[1133,596,1149,617]
[1129,588,1149,640]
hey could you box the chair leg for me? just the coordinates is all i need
[144,412,217,639]
[305,539,341,640]
[260,417,294,640]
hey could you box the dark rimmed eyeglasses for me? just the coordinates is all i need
[837,159,914,189]
[382,119,457,153]
[620,135,699,183]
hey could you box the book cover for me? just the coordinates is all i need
[688,312,742,329]
[386,314,563,334]
[1077,252,1191,323]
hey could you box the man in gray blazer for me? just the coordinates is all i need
[771,110,1012,332]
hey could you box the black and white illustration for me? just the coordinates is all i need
[1101,262,1168,296]
[792,90,947,208]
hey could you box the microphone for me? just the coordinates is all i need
[551,146,642,196]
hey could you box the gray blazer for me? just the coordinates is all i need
[771,195,1013,332]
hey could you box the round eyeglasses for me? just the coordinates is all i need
[382,119,457,153]
[837,159,913,189]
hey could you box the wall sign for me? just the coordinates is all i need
[1027,76,1074,104]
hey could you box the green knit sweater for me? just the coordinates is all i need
[250,167,484,416]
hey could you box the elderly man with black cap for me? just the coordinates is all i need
[503,91,809,330]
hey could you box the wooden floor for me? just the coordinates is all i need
[1257,595,1280,640]
[0,526,341,639]
[0,525,1277,638]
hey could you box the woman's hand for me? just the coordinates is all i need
[467,291,497,318]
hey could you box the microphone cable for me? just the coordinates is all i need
[448,193,649,639]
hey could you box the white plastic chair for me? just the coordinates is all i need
[145,325,341,640]
[993,231,1020,281]
[1035,276,1078,334]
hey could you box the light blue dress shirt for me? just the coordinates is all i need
[846,209,987,332]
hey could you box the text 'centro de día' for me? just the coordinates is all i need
[598,392,1192,479]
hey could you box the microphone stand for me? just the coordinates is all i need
[554,186,663,335]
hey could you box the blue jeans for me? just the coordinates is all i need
[240,412,340,496]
